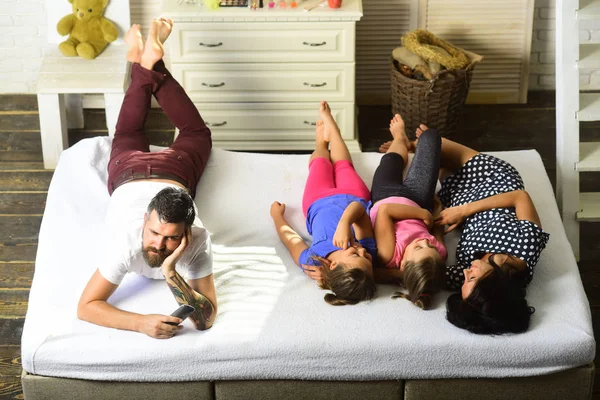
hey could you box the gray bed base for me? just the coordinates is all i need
[22,364,595,400]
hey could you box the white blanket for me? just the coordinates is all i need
[21,137,595,381]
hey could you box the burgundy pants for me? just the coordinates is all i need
[107,60,212,198]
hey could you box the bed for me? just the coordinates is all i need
[21,137,596,399]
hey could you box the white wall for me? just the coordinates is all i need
[1,0,46,93]
[528,0,600,90]
[1,0,598,94]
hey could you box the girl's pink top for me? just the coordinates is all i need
[369,197,447,268]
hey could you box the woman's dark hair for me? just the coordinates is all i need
[392,257,445,310]
[446,257,534,334]
[312,256,377,306]
[147,187,195,227]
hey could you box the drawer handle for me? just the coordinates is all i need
[303,82,327,88]
[199,42,223,47]
[206,121,227,127]
[303,41,327,47]
[303,120,317,126]
[201,82,225,88]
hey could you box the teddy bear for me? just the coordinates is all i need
[56,0,118,60]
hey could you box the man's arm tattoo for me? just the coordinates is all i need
[164,271,215,330]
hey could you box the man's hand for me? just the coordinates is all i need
[162,228,191,274]
[302,265,323,282]
[333,221,356,249]
[137,314,183,339]
[270,201,286,219]
[435,205,467,233]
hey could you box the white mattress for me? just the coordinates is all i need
[21,137,595,382]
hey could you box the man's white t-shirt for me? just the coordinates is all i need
[98,181,213,285]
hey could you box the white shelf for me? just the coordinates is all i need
[579,42,600,89]
[577,93,600,121]
[577,0,600,20]
[578,43,600,68]
[577,142,600,171]
[577,193,600,221]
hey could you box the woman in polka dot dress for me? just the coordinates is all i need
[419,124,550,334]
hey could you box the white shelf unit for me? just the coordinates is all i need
[556,0,600,259]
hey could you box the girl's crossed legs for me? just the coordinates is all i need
[302,102,370,216]
[371,114,441,211]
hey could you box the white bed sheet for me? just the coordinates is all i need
[21,137,595,382]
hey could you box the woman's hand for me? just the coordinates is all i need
[432,195,443,218]
[435,205,467,233]
[333,221,356,249]
[421,209,434,230]
[270,201,286,219]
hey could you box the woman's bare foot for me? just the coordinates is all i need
[378,141,392,153]
[140,19,164,71]
[416,124,429,138]
[378,137,416,154]
[319,101,340,142]
[125,24,144,63]
[157,17,173,44]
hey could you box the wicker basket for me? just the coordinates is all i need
[390,58,473,139]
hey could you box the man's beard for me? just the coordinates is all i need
[142,245,174,268]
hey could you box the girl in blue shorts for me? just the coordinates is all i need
[270,102,377,306]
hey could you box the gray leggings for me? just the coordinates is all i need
[370,129,441,212]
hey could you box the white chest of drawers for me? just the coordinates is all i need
[161,0,363,151]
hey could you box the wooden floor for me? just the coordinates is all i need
[0,93,598,399]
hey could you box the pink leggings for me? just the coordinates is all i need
[302,157,371,216]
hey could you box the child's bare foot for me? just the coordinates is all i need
[157,17,173,44]
[140,19,164,70]
[389,114,409,146]
[319,101,339,142]
[125,24,144,63]
[416,124,429,138]
[315,120,327,147]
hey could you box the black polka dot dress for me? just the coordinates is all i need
[438,154,550,291]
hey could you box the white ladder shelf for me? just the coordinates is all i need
[556,0,600,260]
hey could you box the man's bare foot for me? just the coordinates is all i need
[315,120,327,148]
[416,124,429,138]
[157,17,173,44]
[125,24,144,63]
[140,19,164,70]
[319,101,339,142]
